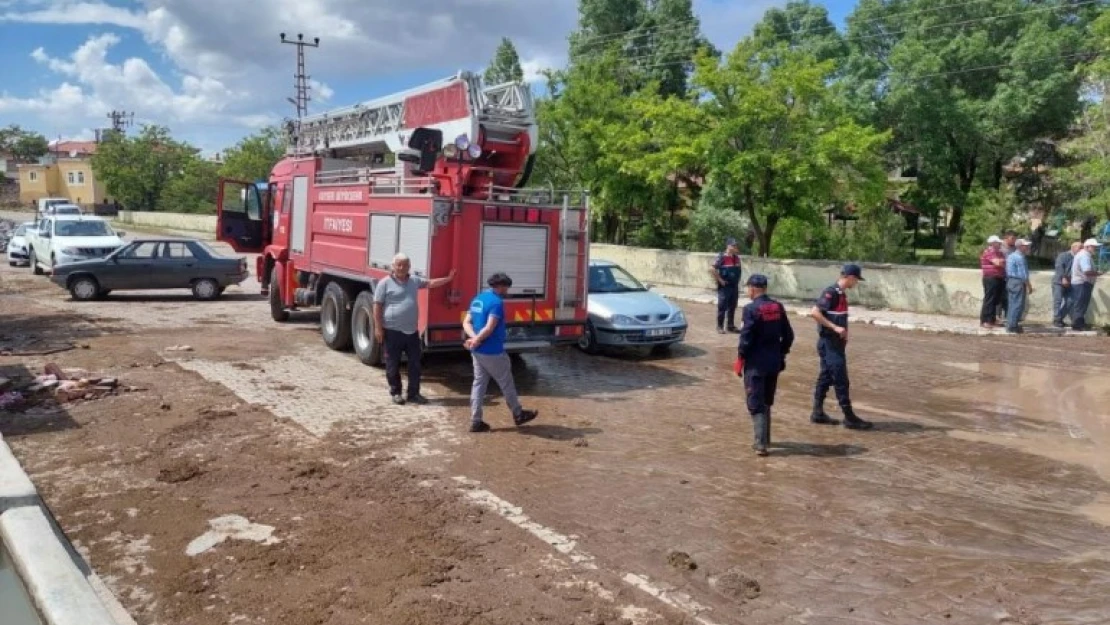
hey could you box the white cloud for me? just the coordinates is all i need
[0,0,783,149]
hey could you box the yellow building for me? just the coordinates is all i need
[17,141,110,209]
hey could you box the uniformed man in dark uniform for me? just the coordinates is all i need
[710,237,743,334]
[736,274,794,456]
[810,264,874,430]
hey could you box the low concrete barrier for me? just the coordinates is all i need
[105,211,1107,326]
[115,210,216,234]
[592,244,1110,326]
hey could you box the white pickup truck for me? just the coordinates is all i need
[26,214,126,275]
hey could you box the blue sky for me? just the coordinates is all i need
[0,0,856,154]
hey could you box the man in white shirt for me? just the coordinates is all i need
[1070,238,1103,331]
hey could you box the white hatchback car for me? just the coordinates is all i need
[6,222,35,266]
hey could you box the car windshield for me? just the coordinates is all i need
[589,265,648,294]
[55,207,81,215]
[14,224,28,236]
[55,221,113,237]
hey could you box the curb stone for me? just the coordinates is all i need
[1,506,118,625]
[0,433,132,625]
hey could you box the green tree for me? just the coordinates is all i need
[0,125,49,161]
[484,38,525,84]
[161,157,219,214]
[218,127,286,182]
[845,0,1090,257]
[752,1,848,67]
[91,125,193,211]
[1056,10,1110,223]
[683,42,889,256]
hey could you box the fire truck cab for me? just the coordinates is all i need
[217,72,590,366]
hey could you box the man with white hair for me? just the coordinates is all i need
[1070,238,1103,331]
[1004,238,1033,334]
[979,235,1006,328]
[373,253,456,405]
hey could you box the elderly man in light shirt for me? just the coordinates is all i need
[1070,238,1103,331]
[1004,238,1033,334]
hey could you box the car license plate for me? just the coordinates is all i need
[647,328,670,337]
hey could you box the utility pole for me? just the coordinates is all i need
[106,110,134,134]
[280,33,320,119]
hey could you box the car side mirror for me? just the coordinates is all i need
[116,231,126,237]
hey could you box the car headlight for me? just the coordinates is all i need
[609,314,636,325]
[672,310,685,323]
[61,247,80,256]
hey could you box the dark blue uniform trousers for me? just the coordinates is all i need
[717,284,739,329]
[744,368,778,448]
[814,337,851,409]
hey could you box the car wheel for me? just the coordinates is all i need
[192,278,221,301]
[269,266,290,322]
[30,251,42,275]
[320,282,353,351]
[351,290,383,367]
[69,276,100,301]
[577,321,601,355]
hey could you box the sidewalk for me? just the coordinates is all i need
[655,285,1101,338]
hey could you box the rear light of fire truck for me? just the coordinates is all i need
[556,325,584,337]
[484,206,542,224]
[429,329,464,343]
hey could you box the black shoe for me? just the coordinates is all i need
[513,409,538,426]
[469,421,491,433]
[391,394,405,405]
[407,394,429,405]
[810,412,840,426]
[843,411,874,430]
[1052,321,1065,329]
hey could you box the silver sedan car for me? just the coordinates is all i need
[578,260,687,355]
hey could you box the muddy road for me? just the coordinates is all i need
[2,241,1109,625]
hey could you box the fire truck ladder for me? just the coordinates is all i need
[287,71,537,160]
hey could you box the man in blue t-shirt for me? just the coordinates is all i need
[462,272,538,433]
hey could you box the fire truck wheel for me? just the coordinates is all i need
[351,290,383,367]
[321,281,353,351]
[269,266,290,322]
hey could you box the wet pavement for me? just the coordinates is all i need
[2,216,1110,624]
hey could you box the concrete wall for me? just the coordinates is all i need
[592,244,1110,326]
[115,210,216,233]
[104,211,1108,326]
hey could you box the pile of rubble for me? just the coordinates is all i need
[0,363,131,409]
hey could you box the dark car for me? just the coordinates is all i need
[50,238,249,301]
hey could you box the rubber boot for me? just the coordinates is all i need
[842,405,874,430]
[810,398,840,425]
[751,413,769,456]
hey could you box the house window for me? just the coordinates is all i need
[77,171,85,184]
[67,171,75,184]
[28,171,38,182]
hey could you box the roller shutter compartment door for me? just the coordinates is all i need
[368,214,398,270]
[397,216,430,277]
[481,224,548,298]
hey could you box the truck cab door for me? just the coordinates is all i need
[217,178,271,253]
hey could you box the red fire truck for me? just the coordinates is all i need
[215,72,590,366]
